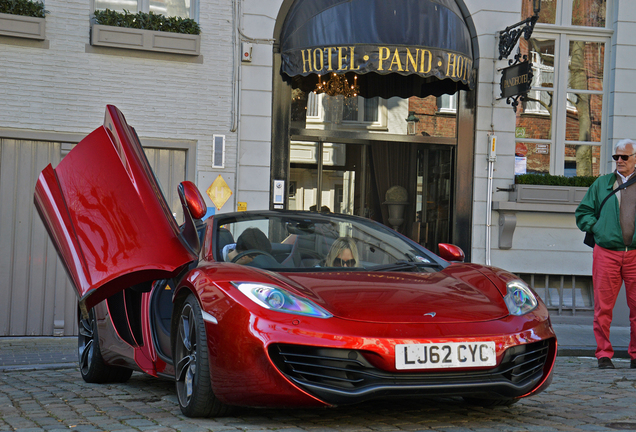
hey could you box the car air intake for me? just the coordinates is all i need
[268,339,552,404]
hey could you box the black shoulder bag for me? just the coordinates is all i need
[584,175,636,248]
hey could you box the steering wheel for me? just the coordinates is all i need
[231,249,276,263]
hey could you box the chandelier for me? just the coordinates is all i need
[314,73,359,98]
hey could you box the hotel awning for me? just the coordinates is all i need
[279,0,475,98]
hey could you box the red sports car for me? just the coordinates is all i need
[34,105,557,417]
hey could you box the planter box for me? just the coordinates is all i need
[0,12,45,40]
[91,24,200,55]
[509,184,588,205]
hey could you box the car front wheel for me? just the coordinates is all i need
[77,306,133,383]
[173,293,230,417]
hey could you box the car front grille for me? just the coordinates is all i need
[268,339,553,404]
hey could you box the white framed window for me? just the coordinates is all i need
[94,0,197,19]
[437,93,457,113]
[306,92,388,130]
[212,135,225,168]
[342,97,379,123]
[524,45,554,115]
[514,0,612,177]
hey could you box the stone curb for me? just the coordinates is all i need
[0,362,77,373]
[557,346,629,358]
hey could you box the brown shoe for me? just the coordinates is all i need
[598,357,615,369]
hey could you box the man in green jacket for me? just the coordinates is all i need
[575,139,636,369]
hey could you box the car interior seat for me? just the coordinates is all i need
[216,227,235,261]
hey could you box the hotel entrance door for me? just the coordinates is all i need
[413,146,453,254]
[288,140,368,216]
[288,139,454,255]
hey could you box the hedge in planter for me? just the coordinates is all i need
[93,9,200,35]
[0,0,45,18]
[515,173,597,187]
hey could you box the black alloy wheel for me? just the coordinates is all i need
[173,293,231,417]
[77,306,132,383]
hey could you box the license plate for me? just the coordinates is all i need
[395,342,497,370]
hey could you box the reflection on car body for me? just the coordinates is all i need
[34,105,557,418]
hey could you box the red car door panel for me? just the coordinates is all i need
[34,105,197,310]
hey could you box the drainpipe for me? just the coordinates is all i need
[231,0,240,134]
[486,135,496,266]
[486,33,499,266]
[231,0,241,212]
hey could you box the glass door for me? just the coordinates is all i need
[289,140,367,216]
[413,146,453,253]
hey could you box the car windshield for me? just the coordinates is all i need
[212,212,446,272]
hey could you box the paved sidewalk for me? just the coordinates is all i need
[0,323,632,371]
[552,323,631,358]
[0,337,76,371]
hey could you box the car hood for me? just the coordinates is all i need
[279,264,509,324]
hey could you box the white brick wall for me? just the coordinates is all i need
[235,0,282,211]
[465,0,524,267]
[0,0,242,203]
[610,0,636,150]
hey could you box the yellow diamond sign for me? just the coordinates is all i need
[207,175,232,211]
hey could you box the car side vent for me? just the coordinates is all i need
[498,340,550,384]
[269,345,372,388]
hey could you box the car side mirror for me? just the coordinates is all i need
[178,181,207,254]
[438,243,465,262]
[180,181,207,220]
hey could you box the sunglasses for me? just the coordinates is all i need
[333,257,356,267]
[612,153,636,161]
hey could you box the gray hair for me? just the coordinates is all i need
[615,139,636,152]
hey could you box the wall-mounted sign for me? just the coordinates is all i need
[536,144,549,154]
[500,60,532,100]
[206,175,233,211]
[499,53,534,113]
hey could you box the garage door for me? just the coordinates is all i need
[0,138,188,336]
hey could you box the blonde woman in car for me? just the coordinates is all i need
[325,236,359,268]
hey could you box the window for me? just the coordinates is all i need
[437,93,457,113]
[94,0,197,19]
[514,0,610,177]
[305,92,387,130]
[213,135,225,168]
[343,97,379,123]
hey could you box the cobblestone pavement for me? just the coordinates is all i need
[1,357,635,432]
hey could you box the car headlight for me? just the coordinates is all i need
[504,280,538,316]
[233,282,332,318]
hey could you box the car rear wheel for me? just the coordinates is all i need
[77,307,133,383]
[174,293,231,417]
